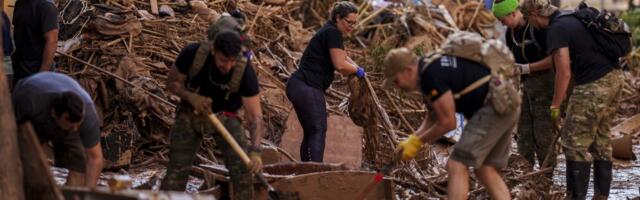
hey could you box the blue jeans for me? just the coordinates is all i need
[286,75,327,162]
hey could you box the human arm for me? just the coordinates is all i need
[550,47,571,109]
[40,29,57,71]
[84,143,103,189]
[330,48,361,75]
[519,55,553,74]
[242,95,264,148]
[39,2,59,72]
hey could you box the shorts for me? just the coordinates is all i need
[450,104,520,169]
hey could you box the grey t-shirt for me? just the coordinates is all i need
[12,72,101,148]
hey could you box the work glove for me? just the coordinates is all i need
[248,151,263,173]
[550,106,560,122]
[355,67,366,78]
[515,63,531,75]
[186,92,212,115]
[397,134,424,161]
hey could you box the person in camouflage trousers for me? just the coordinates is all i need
[161,29,264,200]
[522,0,624,199]
[492,0,557,171]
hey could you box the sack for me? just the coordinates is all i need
[438,31,521,115]
[569,2,632,63]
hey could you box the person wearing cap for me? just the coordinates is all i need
[385,48,519,200]
[521,0,623,199]
[493,0,557,172]
[162,31,264,199]
[286,1,365,162]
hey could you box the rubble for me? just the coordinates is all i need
[51,0,640,198]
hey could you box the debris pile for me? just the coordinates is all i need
[52,0,640,198]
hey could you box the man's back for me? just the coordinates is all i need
[12,72,100,147]
[12,0,58,61]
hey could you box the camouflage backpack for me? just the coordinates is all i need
[188,15,251,100]
[423,31,521,115]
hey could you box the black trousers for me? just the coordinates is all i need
[286,75,327,162]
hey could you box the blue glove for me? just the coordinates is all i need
[355,67,366,78]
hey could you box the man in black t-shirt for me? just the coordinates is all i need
[161,31,264,199]
[12,0,59,85]
[286,1,365,162]
[384,48,519,200]
[522,0,624,199]
[492,0,558,172]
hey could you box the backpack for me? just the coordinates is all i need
[423,31,521,115]
[188,16,251,100]
[565,2,632,63]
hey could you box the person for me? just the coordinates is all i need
[521,0,624,199]
[286,1,365,162]
[12,0,59,85]
[161,31,264,199]
[385,48,519,200]
[12,72,104,188]
[2,11,13,86]
[492,0,557,171]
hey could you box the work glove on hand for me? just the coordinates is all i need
[248,151,263,173]
[515,63,531,75]
[186,93,212,115]
[355,67,366,78]
[397,134,424,161]
[550,106,561,123]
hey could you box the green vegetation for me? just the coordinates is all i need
[621,9,640,46]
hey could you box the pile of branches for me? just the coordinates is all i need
[53,0,640,198]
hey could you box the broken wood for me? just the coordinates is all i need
[150,0,159,15]
[0,42,25,199]
[18,122,64,200]
[612,113,640,136]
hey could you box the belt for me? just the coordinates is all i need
[220,111,238,119]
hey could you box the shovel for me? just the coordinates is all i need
[206,113,280,200]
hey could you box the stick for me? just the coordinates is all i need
[540,124,561,169]
[56,51,176,108]
[384,90,415,132]
[150,0,159,15]
[364,77,398,142]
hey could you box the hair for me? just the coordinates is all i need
[214,31,242,57]
[230,9,246,24]
[520,0,557,17]
[330,1,358,22]
[51,91,84,123]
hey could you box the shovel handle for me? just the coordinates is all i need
[207,113,251,165]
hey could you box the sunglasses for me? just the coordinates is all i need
[343,18,357,27]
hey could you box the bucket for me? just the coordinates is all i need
[612,134,636,160]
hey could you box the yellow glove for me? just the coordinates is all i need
[248,151,263,173]
[398,134,424,161]
[550,106,560,122]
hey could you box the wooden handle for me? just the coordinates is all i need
[207,114,251,165]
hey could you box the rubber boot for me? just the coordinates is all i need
[566,161,591,200]
[592,160,613,200]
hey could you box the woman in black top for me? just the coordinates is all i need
[286,1,365,162]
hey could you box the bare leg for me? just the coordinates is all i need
[66,171,86,186]
[475,165,511,200]
[447,159,470,200]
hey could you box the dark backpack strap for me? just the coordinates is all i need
[224,55,248,100]
[189,41,214,81]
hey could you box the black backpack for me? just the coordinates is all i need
[568,2,632,63]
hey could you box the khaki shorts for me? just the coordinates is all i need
[450,104,520,169]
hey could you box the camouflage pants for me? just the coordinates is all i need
[161,108,254,199]
[562,70,623,162]
[517,70,557,168]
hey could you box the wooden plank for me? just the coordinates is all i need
[612,113,640,136]
[18,122,64,200]
[0,28,25,199]
[281,113,363,169]
[150,0,159,15]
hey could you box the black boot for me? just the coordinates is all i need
[593,160,613,199]
[565,161,591,200]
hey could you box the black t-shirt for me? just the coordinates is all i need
[546,11,614,85]
[292,21,344,90]
[505,23,547,64]
[175,43,260,113]
[12,0,59,61]
[420,56,490,119]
